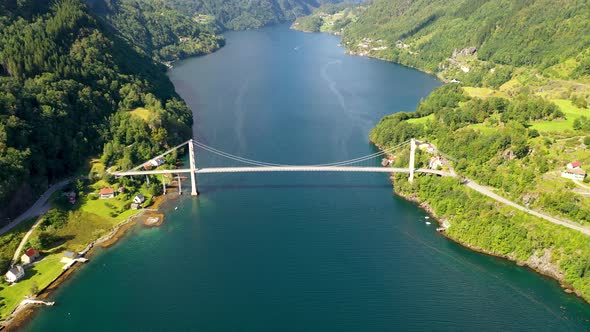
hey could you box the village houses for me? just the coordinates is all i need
[428,156,444,169]
[5,265,25,283]
[562,161,586,181]
[99,188,115,199]
[21,248,40,265]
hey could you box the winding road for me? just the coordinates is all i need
[0,179,72,265]
[462,179,590,236]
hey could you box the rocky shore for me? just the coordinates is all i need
[1,194,173,331]
[391,180,584,301]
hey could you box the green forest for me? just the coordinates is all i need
[167,0,341,30]
[370,81,590,298]
[293,0,590,87]
[85,0,225,62]
[0,0,193,223]
[341,0,590,76]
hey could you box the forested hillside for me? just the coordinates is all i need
[84,0,224,62]
[340,0,590,84]
[291,2,363,34]
[168,0,341,30]
[0,0,193,223]
[333,0,590,299]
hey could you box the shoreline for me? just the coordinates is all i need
[290,22,447,82]
[1,194,173,331]
[390,178,586,303]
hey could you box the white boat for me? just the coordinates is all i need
[426,222,431,225]
[425,216,430,219]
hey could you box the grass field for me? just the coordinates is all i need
[465,123,497,134]
[531,99,588,132]
[129,107,151,122]
[463,87,509,99]
[407,114,434,125]
[0,254,63,319]
[0,182,149,319]
[80,197,137,224]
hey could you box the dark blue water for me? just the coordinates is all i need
[26,24,590,331]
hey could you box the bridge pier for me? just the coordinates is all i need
[409,138,416,182]
[177,174,182,195]
[188,139,199,196]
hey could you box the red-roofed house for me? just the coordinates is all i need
[568,161,582,169]
[99,188,115,199]
[21,248,39,264]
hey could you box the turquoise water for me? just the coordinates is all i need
[26,24,590,331]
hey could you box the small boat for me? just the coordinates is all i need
[175,207,178,210]
[425,216,430,219]
[426,222,431,225]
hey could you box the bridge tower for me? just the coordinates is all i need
[409,138,416,182]
[188,139,199,196]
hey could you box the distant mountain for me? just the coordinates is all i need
[167,0,343,30]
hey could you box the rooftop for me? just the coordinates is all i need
[99,188,114,195]
[24,248,38,257]
[63,251,76,258]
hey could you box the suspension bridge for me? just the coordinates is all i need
[111,138,453,196]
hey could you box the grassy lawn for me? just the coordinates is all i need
[466,123,497,134]
[407,114,434,125]
[30,184,151,252]
[129,107,151,122]
[531,99,588,132]
[0,254,63,319]
[80,198,137,223]
[45,210,126,252]
[463,87,509,99]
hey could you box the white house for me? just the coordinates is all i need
[99,188,115,199]
[5,265,25,283]
[21,248,40,265]
[419,143,437,154]
[561,168,586,181]
[428,156,444,169]
[61,251,76,264]
[133,194,145,204]
[150,157,165,167]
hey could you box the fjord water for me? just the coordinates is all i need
[27,24,590,331]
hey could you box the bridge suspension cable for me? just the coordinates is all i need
[191,140,410,167]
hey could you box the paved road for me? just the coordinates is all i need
[2,179,72,265]
[574,179,590,191]
[463,179,590,236]
[0,179,72,237]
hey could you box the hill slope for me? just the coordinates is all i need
[0,0,193,222]
[168,0,342,30]
[84,0,224,62]
[341,0,590,84]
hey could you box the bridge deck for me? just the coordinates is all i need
[113,166,451,177]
